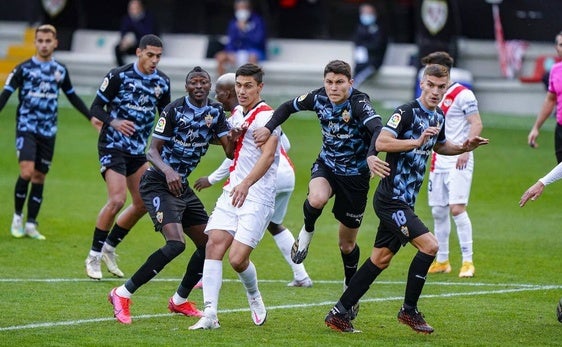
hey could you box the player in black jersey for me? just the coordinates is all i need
[107,66,237,324]
[85,34,171,280]
[325,64,488,334]
[253,60,389,309]
[0,24,95,240]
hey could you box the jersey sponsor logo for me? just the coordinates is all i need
[421,0,448,35]
[205,113,213,127]
[155,117,166,133]
[100,77,109,92]
[342,109,350,123]
[387,113,401,128]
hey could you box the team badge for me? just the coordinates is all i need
[155,117,166,133]
[421,0,448,35]
[342,109,350,123]
[42,0,67,17]
[154,85,162,98]
[156,211,163,223]
[387,113,401,129]
[100,77,109,92]
[443,97,453,107]
[54,69,62,82]
[205,113,213,127]
[400,225,409,237]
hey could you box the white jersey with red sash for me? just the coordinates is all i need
[431,82,480,173]
[224,101,281,206]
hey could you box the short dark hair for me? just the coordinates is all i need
[185,66,211,84]
[421,51,454,70]
[324,60,352,80]
[139,34,163,49]
[236,63,264,84]
[423,64,450,79]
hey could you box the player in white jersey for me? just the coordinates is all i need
[190,63,280,330]
[424,52,483,278]
[194,131,312,287]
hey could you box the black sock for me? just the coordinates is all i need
[341,244,360,286]
[91,227,108,252]
[303,199,322,232]
[403,251,435,309]
[339,258,382,312]
[106,224,130,248]
[26,183,44,223]
[126,241,185,293]
[177,247,205,299]
[14,176,29,215]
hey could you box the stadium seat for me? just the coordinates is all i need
[519,55,562,83]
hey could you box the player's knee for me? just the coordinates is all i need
[449,204,466,216]
[306,194,328,209]
[107,196,127,212]
[431,205,449,222]
[160,240,186,260]
[229,254,249,273]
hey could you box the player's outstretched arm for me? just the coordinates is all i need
[519,181,545,207]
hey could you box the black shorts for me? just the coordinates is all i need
[98,148,147,178]
[372,190,430,254]
[16,132,55,174]
[310,159,369,228]
[140,169,209,232]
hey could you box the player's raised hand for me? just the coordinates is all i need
[462,136,489,151]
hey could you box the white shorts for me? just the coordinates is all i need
[271,190,291,225]
[205,191,274,248]
[428,169,473,207]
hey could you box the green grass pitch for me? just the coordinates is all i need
[0,96,561,346]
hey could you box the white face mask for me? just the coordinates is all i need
[360,14,376,26]
[235,9,251,22]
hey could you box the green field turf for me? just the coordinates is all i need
[0,99,561,346]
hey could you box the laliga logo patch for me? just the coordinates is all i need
[342,109,350,123]
[387,113,401,129]
[400,225,409,237]
[154,85,162,98]
[155,117,166,133]
[100,77,109,92]
[156,211,163,223]
[297,94,307,102]
[205,113,213,127]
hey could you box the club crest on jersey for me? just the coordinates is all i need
[156,211,163,223]
[443,97,453,107]
[421,0,448,35]
[155,117,166,132]
[54,69,62,82]
[400,225,409,237]
[154,84,162,98]
[342,109,350,123]
[387,113,401,128]
[205,113,213,127]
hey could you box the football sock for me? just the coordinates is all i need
[338,258,382,312]
[453,211,473,262]
[202,259,223,315]
[303,199,322,232]
[115,285,133,299]
[403,251,434,309]
[176,247,205,299]
[14,176,29,215]
[126,247,176,294]
[237,261,259,296]
[272,228,309,280]
[431,206,451,262]
[341,244,360,286]
[26,183,43,223]
[105,224,130,248]
[91,227,108,252]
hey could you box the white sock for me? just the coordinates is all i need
[102,243,115,253]
[172,292,186,305]
[115,284,132,298]
[89,250,101,257]
[453,211,473,262]
[202,259,222,317]
[272,228,309,281]
[432,206,451,262]
[237,261,259,297]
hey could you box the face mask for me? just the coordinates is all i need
[235,9,251,22]
[360,14,375,26]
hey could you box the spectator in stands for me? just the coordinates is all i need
[352,3,387,88]
[528,31,562,161]
[0,25,97,240]
[541,32,562,90]
[114,0,157,66]
[215,0,267,76]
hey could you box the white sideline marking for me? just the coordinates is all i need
[0,279,560,332]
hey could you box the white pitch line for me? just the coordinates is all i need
[1,283,560,332]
